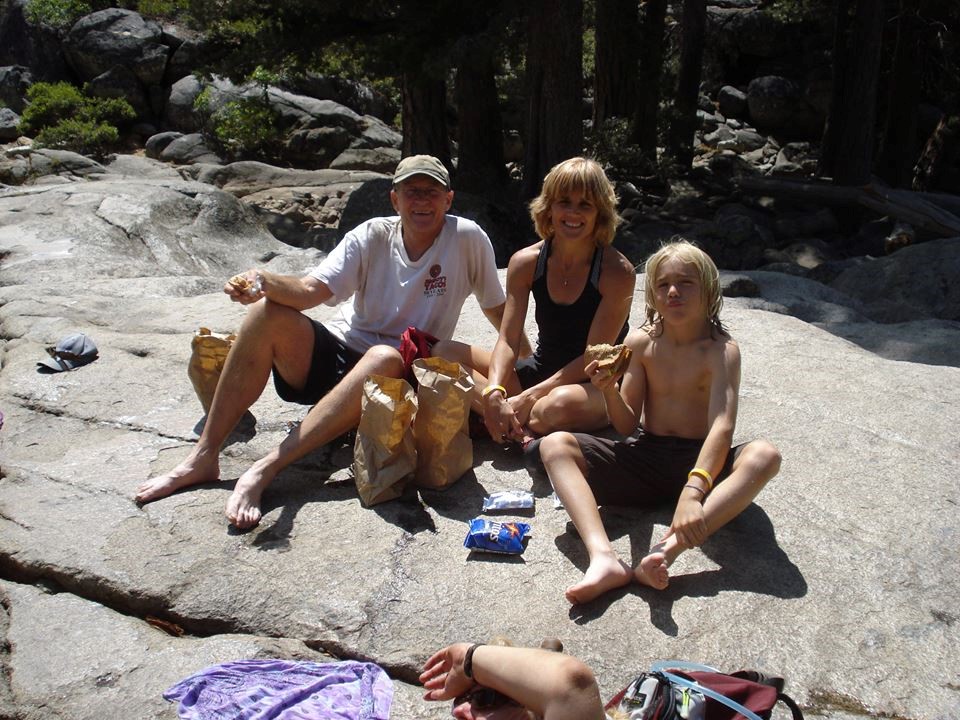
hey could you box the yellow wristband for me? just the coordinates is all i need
[481,384,507,399]
[688,467,714,492]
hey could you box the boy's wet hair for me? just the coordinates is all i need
[528,157,621,246]
[644,239,726,336]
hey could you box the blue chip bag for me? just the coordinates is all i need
[464,518,531,554]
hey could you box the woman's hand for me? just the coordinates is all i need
[506,391,537,429]
[421,643,476,702]
[484,393,524,444]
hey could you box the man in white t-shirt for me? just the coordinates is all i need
[135,155,508,528]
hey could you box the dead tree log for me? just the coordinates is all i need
[736,176,960,236]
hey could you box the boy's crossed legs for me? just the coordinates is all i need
[539,431,781,604]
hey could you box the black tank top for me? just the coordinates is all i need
[531,240,629,375]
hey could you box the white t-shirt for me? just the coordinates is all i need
[310,215,505,352]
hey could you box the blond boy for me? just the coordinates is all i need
[536,240,781,604]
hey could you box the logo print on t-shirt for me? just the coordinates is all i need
[424,263,446,297]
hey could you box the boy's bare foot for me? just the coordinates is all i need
[224,464,274,529]
[135,451,219,504]
[565,551,633,604]
[634,551,670,590]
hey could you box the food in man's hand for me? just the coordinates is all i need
[584,343,632,377]
[228,274,252,292]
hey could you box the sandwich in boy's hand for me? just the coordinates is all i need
[584,343,632,378]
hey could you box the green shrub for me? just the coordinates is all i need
[34,118,119,155]
[210,97,281,159]
[21,82,135,157]
[20,82,86,133]
[586,117,656,179]
[24,0,92,28]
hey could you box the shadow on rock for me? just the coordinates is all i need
[555,503,805,633]
[417,469,488,523]
[372,489,437,535]
[193,410,257,447]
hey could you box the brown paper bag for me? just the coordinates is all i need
[353,374,418,506]
[412,357,474,489]
[187,327,236,414]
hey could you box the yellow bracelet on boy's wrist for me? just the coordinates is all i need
[688,467,714,492]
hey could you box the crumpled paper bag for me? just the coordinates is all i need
[187,327,235,414]
[412,357,474,489]
[354,374,418,506]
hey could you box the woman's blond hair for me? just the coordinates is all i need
[528,157,621,247]
[643,239,726,336]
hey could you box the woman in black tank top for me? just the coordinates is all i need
[432,158,636,444]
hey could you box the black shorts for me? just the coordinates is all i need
[272,320,363,405]
[515,355,555,390]
[572,429,743,507]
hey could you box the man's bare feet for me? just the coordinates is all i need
[135,450,219,504]
[634,551,670,590]
[565,551,633,604]
[224,464,275,529]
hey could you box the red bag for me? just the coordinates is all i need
[606,662,803,720]
[398,326,438,383]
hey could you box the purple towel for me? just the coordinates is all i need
[163,659,393,719]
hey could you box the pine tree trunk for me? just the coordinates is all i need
[877,0,922,188]
[522,0,584,199]
[666,0,706,168]
[455,42,508,195]
[631,0,667,161]
[593,0,638,127]
[819,0,885,185]
[401,72,451,167]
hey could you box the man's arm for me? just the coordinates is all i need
[226,270,333,311]
[670,340,741,548]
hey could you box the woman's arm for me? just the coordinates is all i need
[420,644,605,720]
[483,249,537,441]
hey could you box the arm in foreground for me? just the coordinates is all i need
[669,340,741,549]
[420,644,605,720]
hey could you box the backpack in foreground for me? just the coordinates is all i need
[606,661,804,720]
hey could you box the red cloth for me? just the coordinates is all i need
[398,326,438,382]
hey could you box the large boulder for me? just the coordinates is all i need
[85,63,151,118]
[0,147,105,184]
[1,161,959,720]
[0,64,33,113]
[0,0,74,82]
[163,73,203,132]
[63,9,168,87]
[0,108,20,141]
[829,237,960,322]
[280,72,398,123]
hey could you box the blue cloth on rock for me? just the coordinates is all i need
[163,659,393,720]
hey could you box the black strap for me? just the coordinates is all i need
[588,245,603,289]
[777,692,805,720]
[532,239,550,282]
